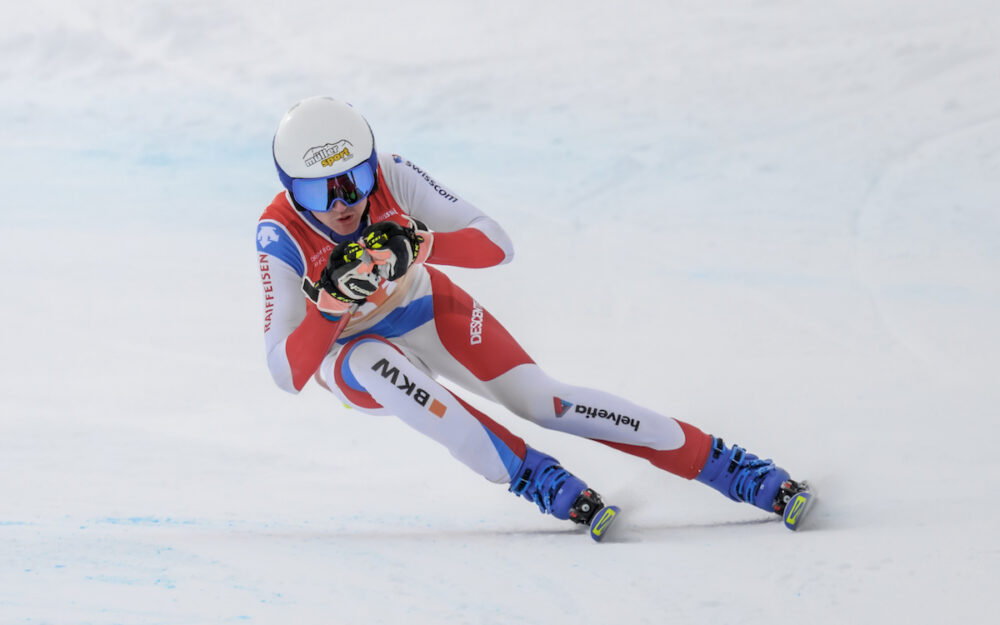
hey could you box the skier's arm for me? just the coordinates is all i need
[258,226,376,394]
[381,155,513,268]
[258,250,339,393]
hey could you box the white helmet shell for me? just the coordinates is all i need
[273,96,375,179]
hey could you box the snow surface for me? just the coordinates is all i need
[2,1,999,623]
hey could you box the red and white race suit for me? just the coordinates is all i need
[256,153,710,484]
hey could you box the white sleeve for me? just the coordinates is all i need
[257,218,310,394]
[259,254,307,394]
[379,153,514,263]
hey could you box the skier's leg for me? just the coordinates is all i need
[483,363,714,477]
[418,267,711,473]
[492,366,805,514]
[320,334,606,523]
[419,267,802,515]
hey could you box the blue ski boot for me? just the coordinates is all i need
[510,447,621,540]
[695,436,806,517]
[510,447,589,520]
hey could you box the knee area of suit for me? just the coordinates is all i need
[347,339,420,388]
[345,338,394,370]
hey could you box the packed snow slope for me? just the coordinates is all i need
[2,1,998,623]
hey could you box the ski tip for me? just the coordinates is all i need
[589,505,621,542]
[782,491,815,531]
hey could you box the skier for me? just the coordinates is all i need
[256,96,811,538]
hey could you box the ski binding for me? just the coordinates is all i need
[568,488,621,542]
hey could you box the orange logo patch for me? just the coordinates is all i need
[429,399,447,418]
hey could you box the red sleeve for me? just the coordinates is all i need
[426,228,506,268]
[284,305,345,391]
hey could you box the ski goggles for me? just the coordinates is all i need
[289,151,379,212]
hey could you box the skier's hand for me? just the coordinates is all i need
[361,220,433,281]
[302,241,379,317]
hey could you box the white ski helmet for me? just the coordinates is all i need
[273,96,379,211]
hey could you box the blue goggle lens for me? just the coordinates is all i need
[290,152,377,212]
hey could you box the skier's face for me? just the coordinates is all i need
[313,197,369,235]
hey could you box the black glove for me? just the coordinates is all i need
[302,241,379,315]
[361,221,424,281]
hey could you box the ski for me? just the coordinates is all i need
[589,505,621,542]
[781,487,815,531]
[567,488,621,542]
